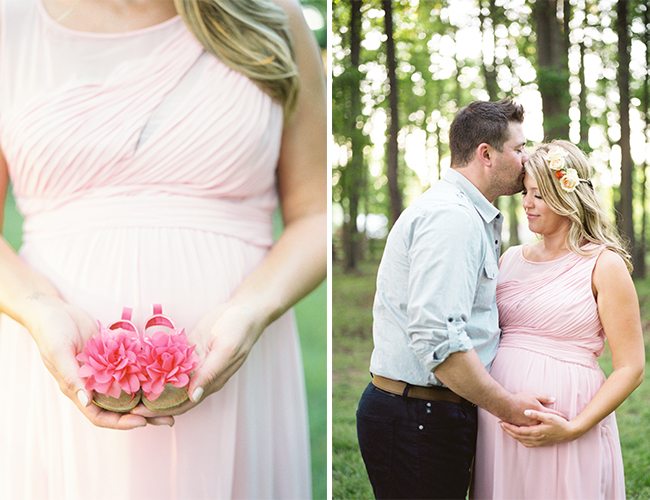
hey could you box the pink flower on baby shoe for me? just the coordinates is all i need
[76,324,144,398]
[139,330,199,401]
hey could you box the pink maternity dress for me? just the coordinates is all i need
[0,0,311,499]
[472,244,625,499]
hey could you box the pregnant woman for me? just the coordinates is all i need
[472,141,644,499]
[0,0,326,498]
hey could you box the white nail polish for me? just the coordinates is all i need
[77,390,89,407]
[192,387,204,403]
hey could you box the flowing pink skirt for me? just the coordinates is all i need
[473,343,625,500]
[0,215,311,499]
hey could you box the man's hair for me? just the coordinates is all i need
[449,99,525,167]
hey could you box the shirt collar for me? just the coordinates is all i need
[442,168,502,224]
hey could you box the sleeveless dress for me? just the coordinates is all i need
[472,244,625,500]
[0,1,311,499]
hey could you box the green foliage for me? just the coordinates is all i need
[333,0,650,275]
[332,260,376,499]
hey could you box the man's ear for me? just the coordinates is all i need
[477,142,492,168]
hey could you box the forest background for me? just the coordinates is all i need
[332,0,650,498]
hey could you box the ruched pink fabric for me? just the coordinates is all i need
[0,1,311,499]
[472,244,625,499]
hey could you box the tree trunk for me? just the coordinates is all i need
[616,0,637,275]
[637,4,650,278]
[533,0,571,140]
[578,40,589,150]
[479,0,499,102]
[383,0,403,226]
[342,0,363,271]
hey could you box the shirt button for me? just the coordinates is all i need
[495,240,499,245]
[419,425,424,430]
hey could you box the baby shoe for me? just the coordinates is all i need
[139,304,199,411]
[77,308,144,412]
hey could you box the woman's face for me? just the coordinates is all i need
[521,172,570,236]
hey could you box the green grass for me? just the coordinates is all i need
[332,261,376,500]
[295,280,328,500]
[332,258,650,500]
[3,190,327,500]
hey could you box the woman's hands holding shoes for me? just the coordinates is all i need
[131,298,266,418]
[25,294,174,429]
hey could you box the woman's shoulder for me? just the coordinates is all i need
[593,248,629,274]
[505,243,527,260]
[269,0,303,16]
[591,248,635,300]
[268,0,307,30]
[503,244,524,258]
[499,244,523,267]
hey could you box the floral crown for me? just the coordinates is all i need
[544,146,592,193]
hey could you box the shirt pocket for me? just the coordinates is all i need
[474,258,498,311]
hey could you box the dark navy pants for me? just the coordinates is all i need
[356,382,477,499]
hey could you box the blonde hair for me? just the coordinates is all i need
[526,140,633,272]
[173,0,300,120]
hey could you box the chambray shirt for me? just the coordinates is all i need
[369,168,503,387]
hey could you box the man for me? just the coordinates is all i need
[356,99,557,499]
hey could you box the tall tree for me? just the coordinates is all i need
[383,0,403,226]
[578,39,589,150]
[533,0,571,140]
[616,0,637,274]
[479,0,499,102]
[634,0,649,278]
[332,0,366,271]
[344,0,364,271]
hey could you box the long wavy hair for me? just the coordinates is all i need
[174,0,300,120]
[525,140,633,272]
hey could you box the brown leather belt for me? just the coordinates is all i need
[372,374,466,405]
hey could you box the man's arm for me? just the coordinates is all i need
[435,349,560,426]
[405,206,479,371]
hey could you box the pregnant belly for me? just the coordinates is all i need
[490,344,606,420]
[20,225,267,330]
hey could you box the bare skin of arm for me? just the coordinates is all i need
[435,349,562,426]
[499,250,644,446]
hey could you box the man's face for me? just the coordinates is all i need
[491,122,529,197]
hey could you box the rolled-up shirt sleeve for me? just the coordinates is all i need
[406,204,485,372]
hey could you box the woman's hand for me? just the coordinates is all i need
[26,295,174,429]
[499,409,577,447]
[131,299,266,418]
[186,300,267,401]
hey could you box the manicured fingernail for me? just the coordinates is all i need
[192,387,204,403]
[77,390,89,407]
[524,410,533,417]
